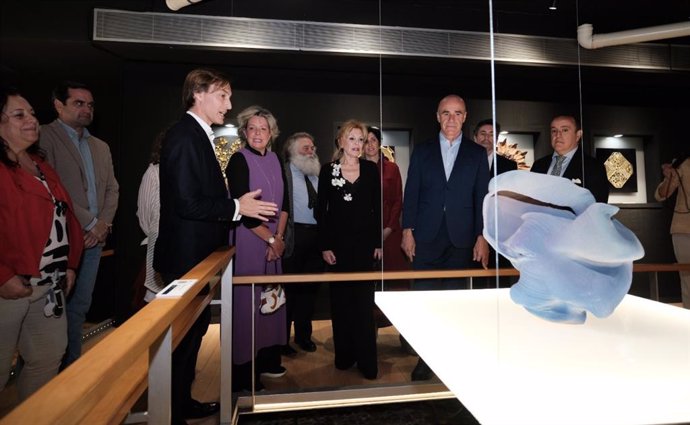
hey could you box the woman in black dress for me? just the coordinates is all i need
[317,119,382,379]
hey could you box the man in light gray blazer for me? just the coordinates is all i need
[40,81,119,368]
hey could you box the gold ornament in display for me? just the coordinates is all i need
[496,139,529,170]
[381,145,395,163]
[213,136,243,183]
[604,151,633,189]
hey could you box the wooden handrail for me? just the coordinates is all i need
[631,263,690,272]
[0,247,234,425]
[233,263,690,285]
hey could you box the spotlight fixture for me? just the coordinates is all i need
[166,0,204,11]
[549,0,557,11]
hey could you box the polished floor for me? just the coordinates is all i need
[185,320,467,424]
[143,319,473,424]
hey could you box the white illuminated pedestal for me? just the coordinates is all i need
[375,288,690,425]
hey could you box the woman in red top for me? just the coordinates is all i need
[0,86,83,401]
[364,126,407,272]
[364,126,411,330]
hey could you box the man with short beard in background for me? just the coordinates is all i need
[281,132,322,354]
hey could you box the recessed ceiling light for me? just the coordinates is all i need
[613,134,623,138]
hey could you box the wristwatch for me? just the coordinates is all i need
[267,235,276,245]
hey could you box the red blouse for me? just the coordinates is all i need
[0,155,84,285]
[378,157,403,232]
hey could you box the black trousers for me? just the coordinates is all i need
[282,224,323,343]
[330,281,377,376]
[327,240,378,377]
[161,272,211,421]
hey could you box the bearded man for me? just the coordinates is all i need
[281,132,322,354]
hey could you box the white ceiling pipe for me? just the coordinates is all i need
[578,22,690,49]
[166,0,204,11]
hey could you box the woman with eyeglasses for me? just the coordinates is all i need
[0,86,83,401]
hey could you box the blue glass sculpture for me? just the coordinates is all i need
[483,170,644,324]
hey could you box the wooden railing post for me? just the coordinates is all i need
[148,325,173,424]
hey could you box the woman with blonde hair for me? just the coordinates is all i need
[226,105,289,391]
[316,119,381,379]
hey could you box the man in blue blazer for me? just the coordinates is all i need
[530,115,609,203]
[401,94,490,380]
[154,68,277,425]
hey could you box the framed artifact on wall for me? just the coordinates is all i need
[596,147,638,193]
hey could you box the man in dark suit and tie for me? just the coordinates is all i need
[401,94,490,381]
[531,115,609,203]
[473,118,518,176]
[154,68,278,425]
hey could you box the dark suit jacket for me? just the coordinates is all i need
[491,154,518,176]
[402,134,489,248]
[531,145,609,203]
[154,113,236,276]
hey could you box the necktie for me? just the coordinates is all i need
[551,155,565,176]
[305,175,317,210]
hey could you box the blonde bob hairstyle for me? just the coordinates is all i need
[236,105,280,148]
[332,119,368,161]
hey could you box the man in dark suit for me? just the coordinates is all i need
[531,115,609,203]
[154,68,278,425]
[401,94,490,381]
[473,118,518,176]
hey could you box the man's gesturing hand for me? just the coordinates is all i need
[238,189,278,221]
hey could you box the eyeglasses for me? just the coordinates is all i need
[2,110,37,121]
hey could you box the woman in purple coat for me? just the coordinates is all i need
[227,106,289,391]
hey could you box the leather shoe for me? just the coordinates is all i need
[281,344,297,356]
[183,400,219,419]
[296,339,317,352]
[358,365,378,380]
[411,358,434,381]
[260,365,287,378]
